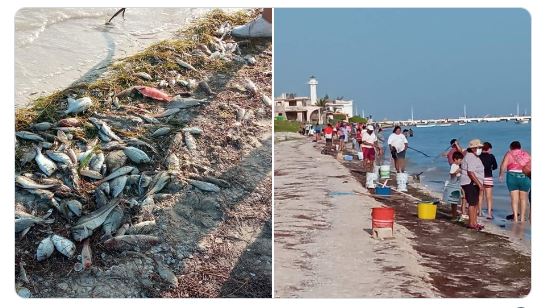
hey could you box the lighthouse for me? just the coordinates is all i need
[308,76,318,105]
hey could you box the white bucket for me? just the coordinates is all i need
[380,165,391,179]
[374,165,380,179]
[335,144,340,151]
[358,152,364,160]
[366,172,377,188]
[396,172,408,192]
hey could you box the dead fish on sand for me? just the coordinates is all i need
[31,122,54,131]
[101,206,124,239]
[36,236,55,261]
[81,239,92,269]
[89,117,122,142]
[34,146,57,176]
[151,127,171,137]
[16,131,45,142]
[51,234,76,258]
[198,80,216,96]
[175,58,198,72]
[188,179,221,192]
[71,198,120,241]
[79,169,104,180]
[123,146,151,164]
[45,150,73,166]
[15,175,57,189]
[244,78,258,96]
[182,127,203,135]
[184,132,197,151]
[98,165,136,184]
[135,72,152,81]
[64,97,93,115]
[57,117,80,127]
[15,215,54,233]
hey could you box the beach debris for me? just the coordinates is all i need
[261,94,272,106]
[34,146,57,176]
[16,131,45,142]
[81,239,92,269]
[184,132,197,151]
[104,235,160,251]
[198,80,216,96]
[71,198,120,241]
[135,72,153,81]
[135,86,172,102]
[123,146,151,164]
[182,127,203,135]
[64,97,93,115]
[244,55,257,65]
[166,96,204,110]
[154,108,181,118]
[189,174,231,188]
[142,171,170,199]
[175,58,198,72]
[244,78,258,95]
[31,122,54,131]
[188,179,220,192]
[151,127,171,137]
[36,236,55,261]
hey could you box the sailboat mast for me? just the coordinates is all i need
[517,103,520,117]
[411,106,414,122]
[464,104,467,118]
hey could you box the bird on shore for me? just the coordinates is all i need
[106,8,126,25]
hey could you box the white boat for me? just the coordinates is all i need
[416,124,436,128]
[458,122,466,126]
[515,119,529,124]
[437,123,452,127]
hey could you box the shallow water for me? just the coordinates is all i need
[14,8,213,107]
[381,121,531,238]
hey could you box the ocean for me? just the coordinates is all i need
[385,121,531,238]
[15,8,213,107]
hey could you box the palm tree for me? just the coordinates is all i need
[316,94,329,107]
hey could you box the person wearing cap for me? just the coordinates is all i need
[387,126,409,173]
[460,139,485,231]
[361,125,379,172]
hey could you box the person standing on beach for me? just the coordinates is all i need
[478,142,498,219]
[387,126,408,173]
[314,122,322,142]
[460,139,485,231]
[376,127,385,165]
[499,141,531,223]
[443,151,464,220]
[323,123,334,148]
[361,125,378,172]
[337,122,346,152]
[446,138,464,165]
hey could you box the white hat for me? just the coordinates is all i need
[366,125,374,130]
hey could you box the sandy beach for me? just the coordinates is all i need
[274,133,530,297]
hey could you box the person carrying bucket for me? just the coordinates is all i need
[361,125,379,172]
[460,139,485,231]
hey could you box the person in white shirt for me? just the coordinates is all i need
[443,151,464,220]
[387,126,409,172]
[361,125,379,172]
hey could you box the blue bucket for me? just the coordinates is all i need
[375,186,392,196]
[344,155,353,161]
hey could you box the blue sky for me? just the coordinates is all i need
[274,9,531,121]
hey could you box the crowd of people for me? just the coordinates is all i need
[301,120,532,232]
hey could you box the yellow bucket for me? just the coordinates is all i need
[417,202,437,220]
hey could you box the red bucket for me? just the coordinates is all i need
[371,207,395,229]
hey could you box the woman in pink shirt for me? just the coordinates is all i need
[499,141,531,222]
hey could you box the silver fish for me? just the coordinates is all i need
[51,234,76,258]
[72,198,120,241]
[99,166,135,184]
[135,72,152,80]
[80,169,103,180]
[244,55,257,65]
[95,188,109,209]
[98,131,111,142]
[184,132,197,151]
[142,172,170,199]
[46,150,72,166]
[188,179,220,192]
[123,147,151,164]
[64,200,83,217]
[103,235,160,251]
[261,94,272,106]
[166,96,205,109]
[64,166,81,192]
[125,138,158,154]
[19,147,36,166]
[244,78,258,95]
[50,198,71,218]
[102,141,124,151]
[15,216,54,233]
[116,223,130,236]
[126,174,141,186]
[98,181,110,195]
[151,127,171,137]
[169,132,184,152]
[154,108,180,118]
[190,175,231,188]
[236,108,246,121]
[140,114,161,124]
[198,80,216,95]
[57,117,80,127]
[89,152,105,172]
[175,58,197,72]
[126,220,156,235]
[110,175,128,198]
[15,175,57,189]
[36,236,55,261]
[182,127,203,135]
[78,149,93,163]
[81,239,92,269]
[56,130,69,144]
[64,96,93,115]
[31,122,54,131]
[34,147,57,176]
[176,79,189,87]
[66,148,78,165]
[158,80,169,88]
[140,195,155,215]
[102,206,124,239]
[54,127,83,133]
[39,142,54,149]
[16,131,45,142]
[165,153,180,171]
[89,117,121,142]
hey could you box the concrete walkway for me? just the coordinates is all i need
[274,134,437,298]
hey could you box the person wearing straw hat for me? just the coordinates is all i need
[361,125,379,172]
[460,139,485,231]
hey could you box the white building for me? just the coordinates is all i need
[325,99,354,118]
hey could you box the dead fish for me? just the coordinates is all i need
[140,195,155,215]
[19,147,36,166]
[31,122,54,131]
[46,150,72,166]
[36,236,55,261]
[123,146,151,164]
[188,179,220,192]
[16,131,45,142]
[191,175,231,188]
[64,166,81,192]
[64,199,83,217]
[182,127,203,135]
[156,262,179,287]
[116,223,130,236]
[103,235,160,251]
[151,127,171,137]
[166,96,205,109]
[102,206,124,239]
[165,153,180,171]
[140,114,161,124]
[197,44,212,55]
[153,108,181,118]
[261,94,272,106]
[78,149,94,164]
[126,174,141,186]
[188,79,198,90]
[175,58,198,72]
[112,96,120,108]
[244,55,257,65]
[89,152,105,172]
[184,132,197,151]
[98,181,110,195]
[39,142,54,149]
[89,117,122,141]
[54,126,82,133]
[135,72,152,80]
[243,109,254,121]
[57,117,80,127]
[158,80,169,88]
[64,96,93,115]
[80,169,103,180]
[236,108,246,121]
[95,188,109,209]
[15,215,54,233]
[110,175,128,198]
[50,198,71,218]
[135,86,171,102]
[81,239,92,269]
[19,261,30,284]
[56,130,69,144]
[72,198,120,241]
[244,78,258,95]
[125,138,158,154]
[15,175,57,189]
[102,141,124,151]
[99,166,135,184]
[176,79,189,87]
[126,220,156,235]
[142,171,170,199]
[170,132,184,152]
[198,80,216,95]
[51,234,76,258]
[34,146,57,176]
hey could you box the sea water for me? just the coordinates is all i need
[15,8,215,107]
[386,121,531,238]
